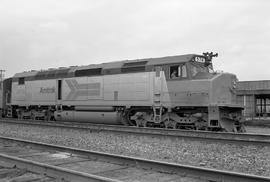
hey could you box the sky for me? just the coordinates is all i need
[0,0,269,81]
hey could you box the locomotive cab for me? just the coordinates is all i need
[167,55,215,81]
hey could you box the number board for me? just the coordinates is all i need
[194,56,206,63]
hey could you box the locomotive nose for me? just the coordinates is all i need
[210,73,239,106]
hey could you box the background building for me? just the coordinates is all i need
[237,80,270,120]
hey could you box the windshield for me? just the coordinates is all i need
[190,62,211,77]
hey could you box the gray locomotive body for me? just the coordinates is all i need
[1,53,244,132]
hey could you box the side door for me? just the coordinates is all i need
[56,79,62,105]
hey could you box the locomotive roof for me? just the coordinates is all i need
[13,54,198,78]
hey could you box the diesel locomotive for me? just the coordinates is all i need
[0,53,245,132]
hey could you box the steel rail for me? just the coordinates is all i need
[0,153,121,182]
[0,136,269,182]
[1,118,270,146]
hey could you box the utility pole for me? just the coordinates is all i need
[0,69,5,82]
[0,70,3,118]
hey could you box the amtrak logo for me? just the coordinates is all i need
[65,79,100,100]
[40,87,55,94]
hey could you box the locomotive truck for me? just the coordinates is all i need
[0,53,245,132]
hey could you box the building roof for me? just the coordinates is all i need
[237,80,270,91]
[237,80,270,95]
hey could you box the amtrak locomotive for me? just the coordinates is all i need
[0,53,245,132]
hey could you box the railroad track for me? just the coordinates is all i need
[0,164,56,181]
[0,136,269,182]
[1,118,270,146]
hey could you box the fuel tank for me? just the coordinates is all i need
[54,110,122,124]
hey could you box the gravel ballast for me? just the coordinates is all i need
[0,122,269,177]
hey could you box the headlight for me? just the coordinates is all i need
[232,80,237,89]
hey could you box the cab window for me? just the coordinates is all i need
[18,77,25,85]
[190,62,209,78]
[169,64,187,79]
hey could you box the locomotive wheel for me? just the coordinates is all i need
[194,119,208,130]
[126,108,153,127]
[123,109,137,126]
[135,119,148,127]
[164,119,177,129]
[220,117,237,132]
[237,124,246,133]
